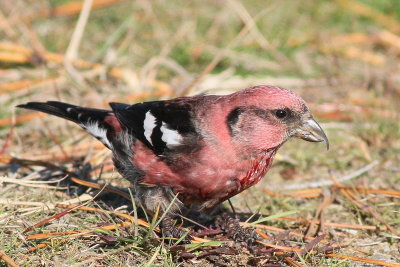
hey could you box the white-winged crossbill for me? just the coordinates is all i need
[18,85,328,241]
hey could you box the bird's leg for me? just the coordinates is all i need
[160,215,191,242]
[215,212,259,245]
[137,186,190,241]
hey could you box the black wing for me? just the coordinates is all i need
[109,100,201,155]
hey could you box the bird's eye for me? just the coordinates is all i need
[275,109,287,118]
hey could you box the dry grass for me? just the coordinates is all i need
[0,0,399,266]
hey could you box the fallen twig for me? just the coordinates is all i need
[0,250,19,267]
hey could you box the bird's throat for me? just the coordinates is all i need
[239,147,279,189]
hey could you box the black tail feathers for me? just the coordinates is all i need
[17,101,110,125]
[17,101,116,149]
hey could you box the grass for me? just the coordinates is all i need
[1,0,400,266]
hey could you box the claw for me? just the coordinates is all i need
[160,215,192,243]
[215,213,259,246]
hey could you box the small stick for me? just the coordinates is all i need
[0,250,19,267]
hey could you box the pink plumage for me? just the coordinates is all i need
[18,85,328,240]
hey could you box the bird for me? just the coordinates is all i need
[17,85,328,242]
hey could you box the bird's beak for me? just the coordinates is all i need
[293,118,329,150]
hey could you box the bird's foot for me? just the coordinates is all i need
[215,212,259,245]
[160,215,191,243]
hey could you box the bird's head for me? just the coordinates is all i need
[226,85,329,153]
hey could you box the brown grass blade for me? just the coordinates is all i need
[256,240,302,252]
[28,243,48,252]
[23,204,87,234]
[0,155,12,164]
[55,204,137,223]
[69,177,131,200]
[0,77,60,94]
[332,177,399,236]
[254,229,269,240]
[337,186,400,197]
[377,30,400,52]
[325,253,400,267]
[0,113,45,127]
[35,0,128,19]
[305,190,334,237]
[272,186,400,199]
[0,250,19,267]
[0,121,14,155]
[286,188,322,198]
[328,33,373,46]
[31,204,210,244]
[0,42,123,79]
[0,51,29,64]
[284,257,304,267]
[26,221,134,240]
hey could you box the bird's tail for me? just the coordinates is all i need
[17,101,110,124]
[17,101,114,148]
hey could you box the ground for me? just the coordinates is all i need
[0,0,399,266]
